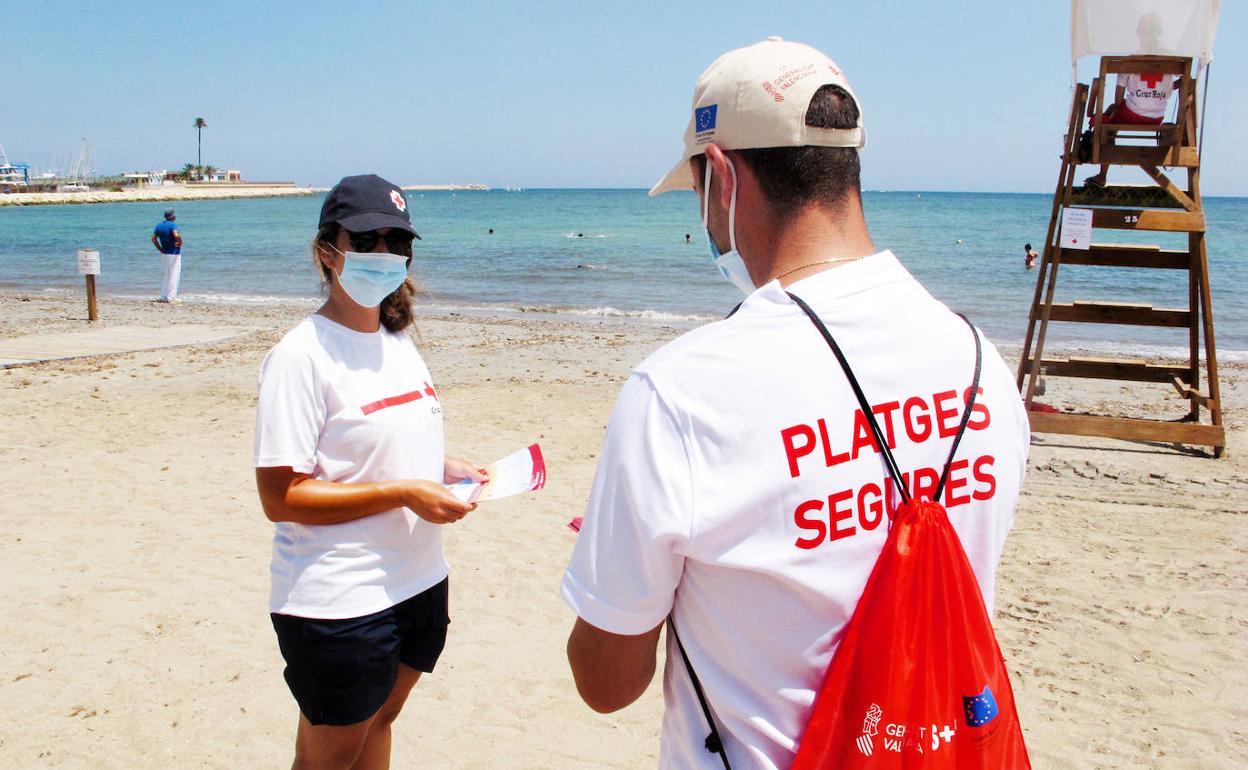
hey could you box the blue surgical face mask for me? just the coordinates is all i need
[701,157,755,296]
[330,246,409,308]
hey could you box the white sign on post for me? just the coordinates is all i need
[1059,208,1093,251]
[77,249,101,275]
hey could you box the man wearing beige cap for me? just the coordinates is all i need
[562,38,1028,768]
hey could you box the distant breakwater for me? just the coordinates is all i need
[0,184,319,207]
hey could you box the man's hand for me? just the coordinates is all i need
[567,618,663,713]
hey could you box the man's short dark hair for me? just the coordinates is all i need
[694,84,861,215]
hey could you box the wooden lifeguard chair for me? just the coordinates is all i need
[1017,53,1224,456]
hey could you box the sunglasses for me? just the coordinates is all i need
[346,229,415,256]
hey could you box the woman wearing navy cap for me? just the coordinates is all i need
[254,174,486,768]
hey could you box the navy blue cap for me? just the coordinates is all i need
[319,174,419,238]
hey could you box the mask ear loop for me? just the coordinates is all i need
[319,242,344,284]
[724,157,738,254]
[701,160,712,228]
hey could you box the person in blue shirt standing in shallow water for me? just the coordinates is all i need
[151,209,183,302]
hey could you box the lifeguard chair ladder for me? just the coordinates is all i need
[1017,55,1224,457]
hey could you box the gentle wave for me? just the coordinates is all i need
[526,304,710,322]
[420,300,711,323]
[995,338,1248,364]
[181,292,317,306]
[1073,342,1247,364]
[4,285,1245,361]
[119,291,318,306]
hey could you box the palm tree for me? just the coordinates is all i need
[180,162,196,182]
[194,117,207,168]
[204,165,218,182]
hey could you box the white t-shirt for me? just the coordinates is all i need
[1120,72,1178,119]
[562,252,1029,770]
[254,314,447,620]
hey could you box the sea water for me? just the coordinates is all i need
[0,189,1244,358]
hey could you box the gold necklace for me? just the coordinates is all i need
[772,256,861,282]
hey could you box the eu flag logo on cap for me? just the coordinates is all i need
[695,104,717,132]
[963,686,1000,727]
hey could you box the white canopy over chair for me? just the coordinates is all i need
[1071,0,1220,65]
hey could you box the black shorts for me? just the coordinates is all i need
[271,578,450,726]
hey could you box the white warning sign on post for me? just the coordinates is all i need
[77,249,101,275]
[1059,208,1093,251]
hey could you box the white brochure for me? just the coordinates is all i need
[449,443,547,504]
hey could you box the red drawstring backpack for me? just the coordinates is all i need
[789,294,1030,768]
[672,294,1030,770]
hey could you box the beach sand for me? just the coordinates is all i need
[0,291,1243,768]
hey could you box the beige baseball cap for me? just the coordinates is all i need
[650,36,866,196]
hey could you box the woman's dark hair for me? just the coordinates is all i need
[693,84,862,217]
[313,222,419,334]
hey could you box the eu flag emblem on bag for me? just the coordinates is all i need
[963,686,1000,727]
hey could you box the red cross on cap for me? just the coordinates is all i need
[1140,72,1164,88]
[390,189,407,212]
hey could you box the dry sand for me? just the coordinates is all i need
[0,291,1243,768]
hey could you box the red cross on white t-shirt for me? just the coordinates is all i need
[1140,72,1164,88]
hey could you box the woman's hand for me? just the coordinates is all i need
[400,480,477,524]
[256,468,475,526]
[444,456,489,485]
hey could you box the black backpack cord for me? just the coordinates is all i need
[668,617,732,769]
[663,300,747,770]
[935,317,983,498]
[786,291,982,503]
[786,293,910,501]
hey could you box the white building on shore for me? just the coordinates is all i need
[123,171,169,188]
[203,169,243,182]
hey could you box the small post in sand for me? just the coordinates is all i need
[77,248,100,321]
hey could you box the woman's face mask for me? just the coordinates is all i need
[701,157,755,296]
[328,245,410,308]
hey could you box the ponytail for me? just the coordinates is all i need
[379,276,418,333]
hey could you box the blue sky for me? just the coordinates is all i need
[5,1,1245,194]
